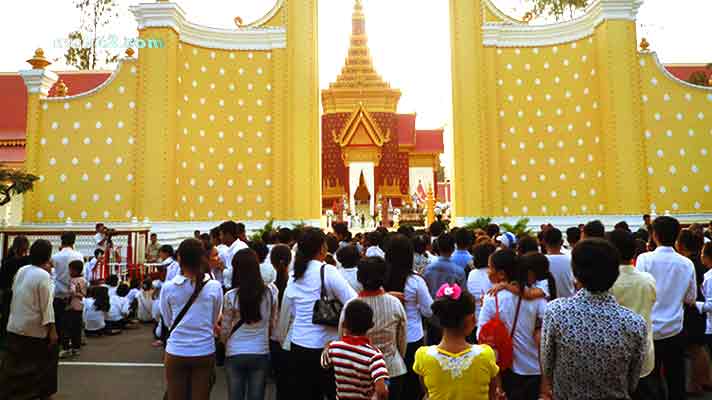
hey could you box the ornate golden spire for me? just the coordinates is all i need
[322,0,401,114]
[354,171,371,203]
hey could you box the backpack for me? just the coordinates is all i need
[477,293,522,371]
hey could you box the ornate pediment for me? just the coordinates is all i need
[332,104,390,148]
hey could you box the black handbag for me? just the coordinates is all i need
[312,264,343,327]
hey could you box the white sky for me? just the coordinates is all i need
[1,0,710,175]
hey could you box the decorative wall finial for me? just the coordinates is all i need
[234,16,244,27]
[27,48,51,69]
[639,38,650,51]
[125,47,135,57]
[55,79,68,96]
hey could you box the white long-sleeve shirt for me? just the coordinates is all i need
[696,269,712,335]
[220,239,249,288]
[637,246,697,340]
[160,274,223,357]
[281,260,357,349]
[403,274,433,343]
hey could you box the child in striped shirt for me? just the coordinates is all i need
[321,300,389,400]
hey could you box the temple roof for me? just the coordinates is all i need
[321,0,401,114]
[663,64,710,83]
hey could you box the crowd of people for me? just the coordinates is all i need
[0,216,712,400]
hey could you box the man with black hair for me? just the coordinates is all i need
[145,233,161,263]
[637,216,696,400]
[582,220,605,239]
[543,228,575,299]
[364,231,385,259]
[428,221,446,243]
[277,227,293,246]
[565,227,580,251]
[423,233,464,300]
[642,214,652,232]
[333,222,351,248]
[451,228,474,272]
[0,239,59,400]
[608,230,660,400]
[485,223,500,240]
[219,221,249,288]
[541,238,647,400]
[51,232,83,359]
[85,248,104,283]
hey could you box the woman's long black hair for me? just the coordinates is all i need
[232,248,266,323]
[177,238,207,298]
[293,228,326,281]
[384,234,415,292]
[8,236,29,259]
[270,244,292,306]
[89,286,110,312]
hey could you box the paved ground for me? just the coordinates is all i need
[56,323,227,400]
[50,324,712,399]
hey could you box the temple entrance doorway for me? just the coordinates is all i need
[348,162,375,226]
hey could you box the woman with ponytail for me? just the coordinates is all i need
[477,249,547,400]
[160,239,223,400]
[277,228,357,400]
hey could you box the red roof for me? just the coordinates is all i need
[0,71,111,166]
[664,64,709,82]
[414,129,444,153]
[396,114,416,146]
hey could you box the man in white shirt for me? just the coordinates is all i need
[94,223,106,251]
[219,221,249,288]
[364,231,385,259]
[637,216,696,400]
[0,239,59,399]
[84,248,104,283]
[542,228,576,298]
[51,232,84,358]
[608,229,661,400]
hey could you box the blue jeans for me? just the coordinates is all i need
[225,354,270,400]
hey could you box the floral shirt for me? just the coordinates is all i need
[541,289,647,400]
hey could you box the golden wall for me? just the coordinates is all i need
[450,0,712,222]
[21,0,712,225]
[22,0,321,224]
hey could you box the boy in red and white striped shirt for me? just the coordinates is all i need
[321,300,389,400]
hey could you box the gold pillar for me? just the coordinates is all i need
[285,0,321,222]
[595,20,647,214]
[20,49,58,222]
[135,27,179,220]
[449,0,487,220]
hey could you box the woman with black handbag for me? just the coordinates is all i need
[160,239,224,400]
[277,228,357,400]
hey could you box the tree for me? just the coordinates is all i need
[0,167,39,207]
[500,218,534,238]
[63,0,120,70]
[688,71,709,87]
[530,0,588,21]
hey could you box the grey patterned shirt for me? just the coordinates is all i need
[541,289,647,400]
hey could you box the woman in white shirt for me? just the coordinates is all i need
[277,228,357,400]
[137,280,154,323]
[467,242,497,320]
[83,286,110,335]
[221,248,278,400]
[160,239,223,400]
[477,249,546,400]
[383,234,433,400]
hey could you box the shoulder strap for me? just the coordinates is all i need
[167,278,205,338]
[320,263,328,300]
[510,294,523,337]
[229,285,273,337]
[494,293,500,319]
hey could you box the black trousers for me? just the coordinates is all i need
[402,339,424,400]
[388,374,405,400]
[52,297,68,350]
[502,370,541,400]
[632,373,664,400]
[65,310,83,350]
[653,333,686,400]
[0,333,59,399]
[270,340,290,400]
[287,343,336,400]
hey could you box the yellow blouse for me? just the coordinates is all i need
[413,344,498,400]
